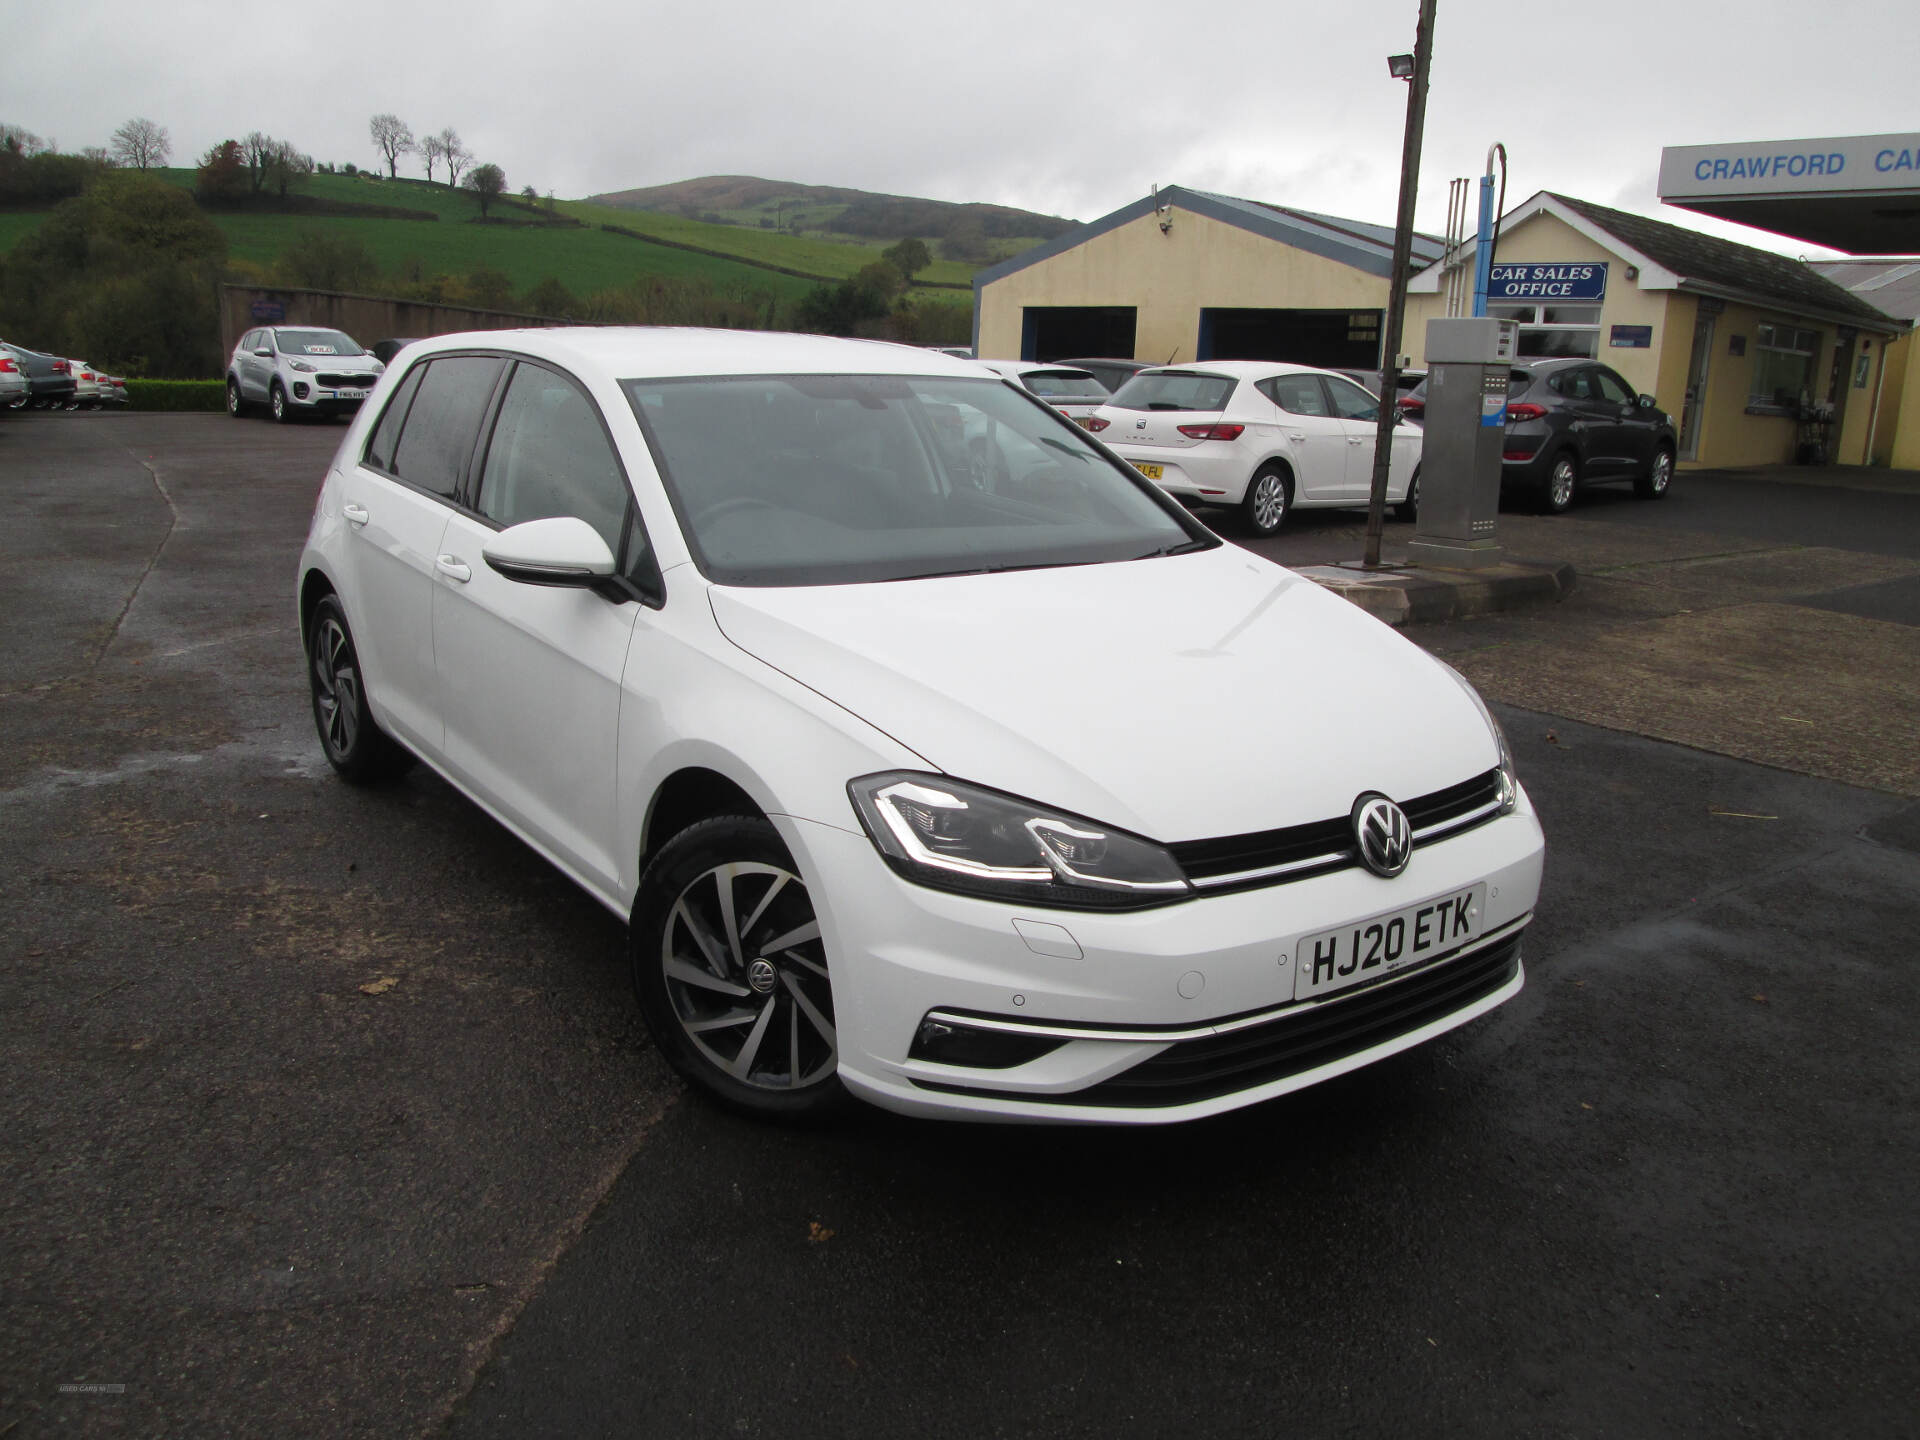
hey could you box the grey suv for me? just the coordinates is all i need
[1400,357,1676,514]
[227,326,384,423]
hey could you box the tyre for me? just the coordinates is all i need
[1242,464,1291,537]
[306,594,415,783]
[1539,452,1578,514]
[227,378,246,418]
[1394,468,1421,523]
[1636,445,1674,500]
[270,382,291,424]
[632,816,845,1119]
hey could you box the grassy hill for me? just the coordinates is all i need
[588,175,1074,268]
[0,169,1006,298]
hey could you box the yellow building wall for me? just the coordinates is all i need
[1690,300,1820,468]
[976,207,1391,365]
[1402,213,1677,403]
[1890,332,1920,470]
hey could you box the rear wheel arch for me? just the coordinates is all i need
[298,569,337,652]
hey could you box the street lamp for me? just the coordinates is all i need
[1363,0,1438,570]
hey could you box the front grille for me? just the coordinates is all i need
[316,372,376,388]
[1167,767,1504,894]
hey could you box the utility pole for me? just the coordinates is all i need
[1364,0,1438,570]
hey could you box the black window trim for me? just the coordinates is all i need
[1316,372,1382,423]
[357,347,508,510]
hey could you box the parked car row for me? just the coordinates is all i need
[1,339,129,412]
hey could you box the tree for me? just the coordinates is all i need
[464,266,513,311]
[278,229,380,292]
[241,132,274,194]
[520,184,537,203]
[882,237,931,282]
[368,113,413,179]
[194,140,249,202]
[522,277,579,319]
[1,123,49,156]
[263,139,313,199]
[420,132,443,183]
[434,128,472,188]
[110,117,171,171]
[466,162,505,218]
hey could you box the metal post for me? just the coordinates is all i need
[1471,173,1495,317]
[1363,0,1438,571]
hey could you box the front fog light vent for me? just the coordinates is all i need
[911,1016,1064,1070]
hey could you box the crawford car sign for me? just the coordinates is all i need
[1489,263,1607,302]
[1660,132,1920,198]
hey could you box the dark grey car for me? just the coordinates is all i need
[1,340,78,409]
[1399,356,1676,514]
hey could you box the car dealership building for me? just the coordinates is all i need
[975,133,1918,470]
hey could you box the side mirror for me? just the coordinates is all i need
[1638,394,1657,409]
[482,516,616,587]
[255,348,273,358]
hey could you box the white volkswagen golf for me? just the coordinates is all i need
[1086,361,1423,536]
[298,328,1543,1124]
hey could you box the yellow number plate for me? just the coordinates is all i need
[1130,461,1164,480]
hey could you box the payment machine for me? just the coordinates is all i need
[1406,317,1519,570]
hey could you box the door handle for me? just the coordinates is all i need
[435,555,472,584]
[1285,430,1307,442]
[1347,436,1366,445]
[342,503,370,526]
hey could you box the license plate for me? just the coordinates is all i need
[1130,461,1164,480]
[334,389,368,401]
[1297,884,1487,1001]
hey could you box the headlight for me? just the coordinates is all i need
[1438,662,1517,813]
[290,361,317,373]
[848,772,1190,909]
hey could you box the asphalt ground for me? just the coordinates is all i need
[3,413,1917,1438]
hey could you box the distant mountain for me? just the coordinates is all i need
[586,175,1077,248]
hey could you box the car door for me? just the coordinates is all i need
[238,330,268,400]
[1319,373,1416,499]
[431,358,645,897]
[1555,366,1628,477]
[334,353,504,756]
[1258,373,1353,501]
[1591,365,1656,474]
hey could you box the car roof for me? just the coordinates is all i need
[1138,360,1334,379]
[398,326,996,382]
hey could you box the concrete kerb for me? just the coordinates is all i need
[1294,557,1576,626]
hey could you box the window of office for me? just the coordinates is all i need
[1749,323,1820,410]
[1489,302,1602,359]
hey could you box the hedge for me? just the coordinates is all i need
[124,379,226,412]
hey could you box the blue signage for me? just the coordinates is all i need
[250,299,286,321]
[1488,262,1608,302]
[1610,324,1652,349]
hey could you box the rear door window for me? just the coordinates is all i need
[364,363,427,474]
[1321,376,1380,421]
[1260,374,1331,416]
[387,355,506,499]
[1592,368,1635,405]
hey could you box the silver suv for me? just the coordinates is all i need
[227,326,384,423]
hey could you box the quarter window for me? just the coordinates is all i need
[363,363,426,474]
[388,355,505,499]
[477,363,632,556]
[1750,322,1820,410]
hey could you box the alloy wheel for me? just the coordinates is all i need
[1649,451,1672,494]
[660,861,835,1091]
[1548,457,1576,511]
[1249,472,1287,533]
[311,616,360,760]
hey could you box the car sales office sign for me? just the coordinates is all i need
[1488,262,1608,302]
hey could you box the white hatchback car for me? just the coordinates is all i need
[1086,361,1423,536]
[972,359,1113,425]
[298,328,1543,1124]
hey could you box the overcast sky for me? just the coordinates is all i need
[9,0,1916,260]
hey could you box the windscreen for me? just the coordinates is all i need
[1022,369,1110,400]
[1107,370,1235,412]
[623,374,1210,587]
[274,329,365,357]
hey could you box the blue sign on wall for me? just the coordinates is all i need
[1610,324,1652,349]
[1488,262,1608,302]
[250,300,286,322]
